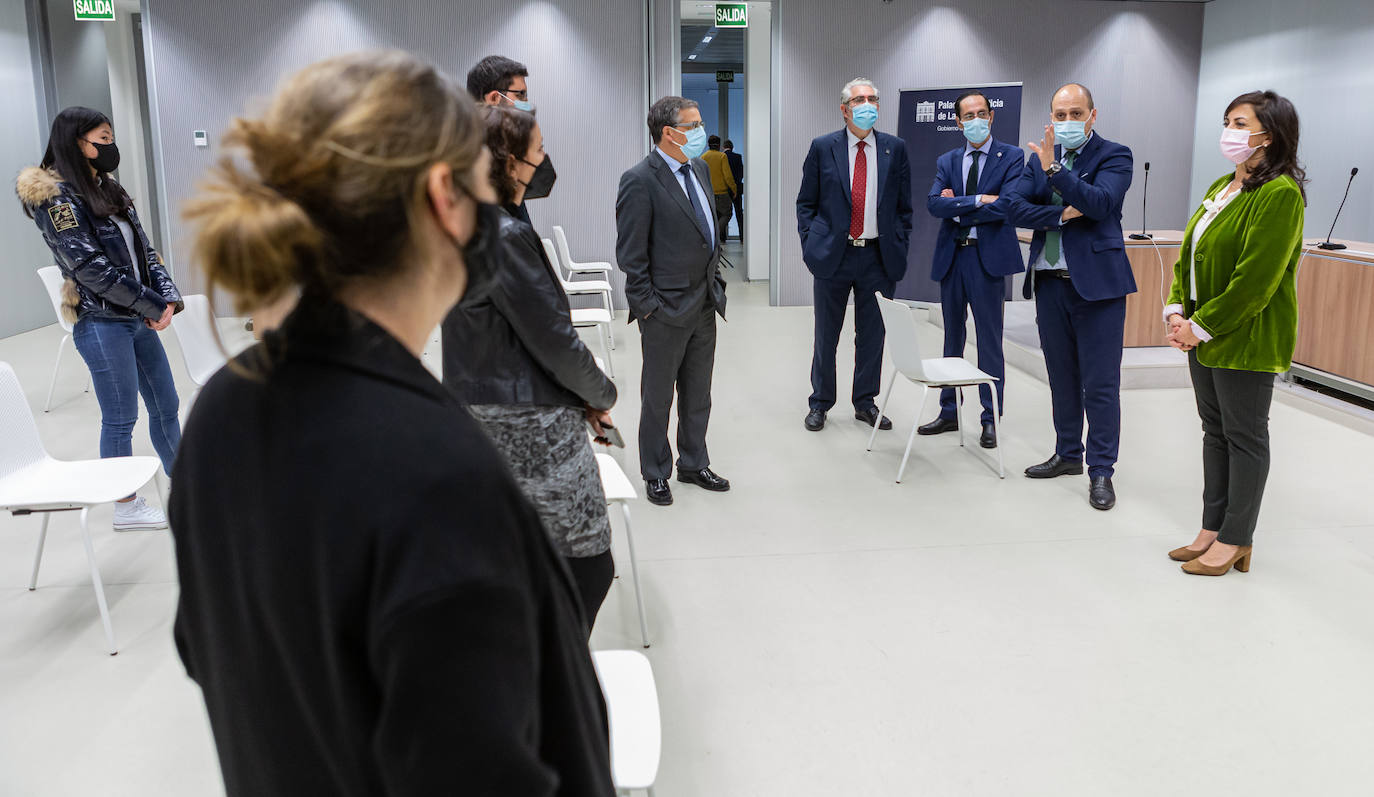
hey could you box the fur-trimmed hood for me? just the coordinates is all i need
[16,166,64,207]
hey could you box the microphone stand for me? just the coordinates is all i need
[1129,161,1152,240]
[1318,167,1359,251]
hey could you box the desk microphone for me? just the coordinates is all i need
[1129,161,1152,240]
[1318,167,1359,250]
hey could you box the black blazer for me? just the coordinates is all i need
[615,150,727,326]
[725,150,744,187]
[170,295,614,797]
[795,129,914,283]
[442,207,616,410]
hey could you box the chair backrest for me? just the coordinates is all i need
[36,266,74,334]
[0,362,50,479]
[552,225,577,268]
[169,294,228,386]
[541,238,569,285]
[874,294,929,380]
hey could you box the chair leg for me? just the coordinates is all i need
[78,508,117,655]
[956,387,966,447]
[44,334,70,412]
[991,384,1005,479]
[603,291,616,348]
[29,513,51,590]
[598,324,615,376]
[620,503,650,648]
[867,370,897,452]
[897,386,928,483]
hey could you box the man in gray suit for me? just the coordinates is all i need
[616,96,730,506]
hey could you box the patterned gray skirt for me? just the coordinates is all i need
[467,404,611,558]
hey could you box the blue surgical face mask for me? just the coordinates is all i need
[961,117,990,144]
[851,103,879,131]
[1053,119,1088,151]
[499,92,533,113]
[678,126,708,159]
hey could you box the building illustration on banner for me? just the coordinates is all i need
[915,101,936,123]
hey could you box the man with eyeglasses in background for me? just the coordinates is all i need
[615,97,730,507]
[467,55,544,224]
[797,78,913,434]
[919,90,1025,450]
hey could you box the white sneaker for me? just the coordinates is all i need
[113,496,168,532]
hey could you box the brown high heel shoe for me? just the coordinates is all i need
[1181,545,1252,576]
[1168,545,1208,562]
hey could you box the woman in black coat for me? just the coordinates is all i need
[442,105,620,632]
[169,52,613,797]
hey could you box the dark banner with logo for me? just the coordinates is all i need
[894,83,1023,303]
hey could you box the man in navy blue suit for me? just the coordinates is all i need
[919,90,1025,449]
[796,78,914,433]
[1008,83,1136,511]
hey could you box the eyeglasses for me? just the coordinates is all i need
[502,88,528,101]
[846,96,880,107]
[673,121,705,130]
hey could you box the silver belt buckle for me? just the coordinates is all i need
[851,238,866,247]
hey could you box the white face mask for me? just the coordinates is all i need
[1219,127,1267,165]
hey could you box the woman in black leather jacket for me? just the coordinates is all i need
[18,107,183,531]
[442,105,619,633]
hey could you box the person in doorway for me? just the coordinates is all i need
[1164,90,1306,577]
[724,140,744,240]
[442,105,619,631]
[466,54,543,224]
[18,106,183,532]
[701,134,737,243]
[796,77,913,433]
[172,52,614,795]
[615,96,730,507]
[919,90,1025,449]
[1007,83,1135,511]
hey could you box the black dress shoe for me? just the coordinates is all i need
[677,467,731,492]
[804,409,826,432]
[979,421,997,449]
[1089,477,1116,510]
[918,416,959,435]
[1024,454,1084,479]
[854,406,893,430]
[645,479,673,506]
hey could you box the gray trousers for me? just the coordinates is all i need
[1189,351,1275,547]
[638,298,717,480]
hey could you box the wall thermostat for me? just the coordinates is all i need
[193,130,208,148]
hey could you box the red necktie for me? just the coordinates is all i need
[849,140,867,240]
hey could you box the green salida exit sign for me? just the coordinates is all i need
[715,3,748,28]
[74,0,116,21]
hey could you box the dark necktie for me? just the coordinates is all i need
[849,140,867,240]
[1043,150,1077,266]
[679,163,713,244]
[957,150,982,242]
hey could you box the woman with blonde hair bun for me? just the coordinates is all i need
[169,52,614,796]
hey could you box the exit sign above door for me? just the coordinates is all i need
[74,0,116,21]
[715,3,748,28]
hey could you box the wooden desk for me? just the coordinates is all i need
[1016,230,1184,347]
[1293,239,1374,393]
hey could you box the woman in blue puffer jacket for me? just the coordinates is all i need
[17,106,183,531]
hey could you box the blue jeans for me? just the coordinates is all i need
[72,316,181,476]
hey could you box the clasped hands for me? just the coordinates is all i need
[1166,314,1201,351]
[145,305,174,331]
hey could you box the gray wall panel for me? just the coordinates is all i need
[775,0,1204,306]
[143,0,646,303]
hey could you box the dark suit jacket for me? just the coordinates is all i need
[615,151,727,326]
[725,150,744,190]
[1007,133,1137,301]
[926,138,1026,282]
[796,129,914,283]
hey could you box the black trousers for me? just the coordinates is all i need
[564,550,615,637]
[810,244,894,413]
[938,245,1006,424]
[638,298,717,480]
[713,193,733,242]
[1188,351,1275,547]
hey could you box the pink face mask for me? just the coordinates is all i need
[1220,127,1266,165]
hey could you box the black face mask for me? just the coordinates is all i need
[456,200,505,306]
[86,140,120,173]
[520,154,557,200]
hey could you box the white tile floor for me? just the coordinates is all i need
[2,264,1373,796]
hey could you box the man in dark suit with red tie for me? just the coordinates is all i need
[796,78,914,433]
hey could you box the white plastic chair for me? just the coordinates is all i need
[553,225,614,277]
[35,266,90,411]
[169,294,228,388]
[596,453,649,648]
[544,238,616,350]
[593,650,661,796]
[0,361,162,655]
[868,294,1005,481]
[573,308,615,377]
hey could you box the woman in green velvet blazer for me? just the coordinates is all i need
[1164,90,1306,577]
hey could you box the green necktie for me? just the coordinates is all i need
[1042,150,1077,266]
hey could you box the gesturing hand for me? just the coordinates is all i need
[1026,125,1057,171]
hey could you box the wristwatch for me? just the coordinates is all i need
[1044,162,1063,177]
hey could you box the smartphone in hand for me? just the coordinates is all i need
[588,419,626,448]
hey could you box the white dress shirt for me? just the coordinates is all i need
[959,137,994,240]
[656,146,715,243]
[1163,182,1243,343]
[846,128,879,240]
